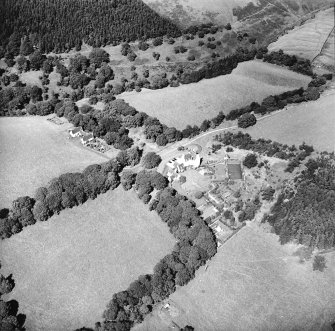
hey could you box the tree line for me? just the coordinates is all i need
[0,147,141,239]
[214,131,314,172]
[0,0,181,56]
[0,262,24,330]
[0,158,217,331]
[264,154,335,250]
[84,170,217,331]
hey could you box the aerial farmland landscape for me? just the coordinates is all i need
[0,1,334,331]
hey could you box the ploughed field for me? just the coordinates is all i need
[0,188,175,331]
[0,116,107,208]
[242,89,335,153]
[119,60,311,129]
[135,223,335,331]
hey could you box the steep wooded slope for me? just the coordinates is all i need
[0,0,181,55]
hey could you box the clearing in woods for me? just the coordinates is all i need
[0,188,175,331]
[119,60,311,129]
[241,90,335,153]
[134,222,335,331]
[268,8,335,64]
[0,116,108,208]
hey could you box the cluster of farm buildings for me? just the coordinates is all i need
[165,144,245,247]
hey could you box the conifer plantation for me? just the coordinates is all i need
[0,0,181,55]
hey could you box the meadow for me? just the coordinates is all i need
[269,8,334,62]
[135,222,335,331]
[242,89,335,152]
[0,116,107,208]
[0,188,175,331]
[120,60,311,129]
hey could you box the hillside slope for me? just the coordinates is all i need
[142,0,257,27]
[0,0,181,54]
[143,0,333,29]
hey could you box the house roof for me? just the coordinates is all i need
[82,133,94,142]
[69,127,81,134]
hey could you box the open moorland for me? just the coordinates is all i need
[120,60,311,129]
[269,8,335,65]
[0,188,175,331]
[0,117,108,208]
[143,0,256,27]
[135,222,335,331]
[241,89,335,152]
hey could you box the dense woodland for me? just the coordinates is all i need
[265,155,335,249]
[0,0,181,55]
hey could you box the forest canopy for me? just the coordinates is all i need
[0,0,181,55]
[265,155,335,249]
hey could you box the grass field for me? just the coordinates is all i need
[135,222,335,331]
[120,60,311,129]
[0,188,175,331]
[269,8,334,62]
[314,27,335,74]
[241,89,335,153]
[0,116,107,208]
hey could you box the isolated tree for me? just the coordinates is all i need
[142,152,162,169]
[29,50,45,70]
[313,255,326,272]
[238,113,257,128]
[89,48,109,67]
[243,153,258,168]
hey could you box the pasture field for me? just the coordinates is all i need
[20,70,43,87]
[314,28,335,74]
[268,8,334,62]
[120,60,311,129]
[242,90,335,153]
[0,188,175,331]
[0,116,107,208]
[135,222,335,331]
